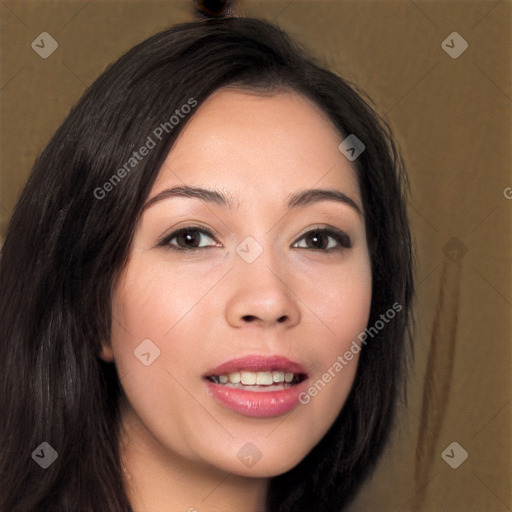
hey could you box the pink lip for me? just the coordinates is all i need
[205,355,308,376]
[203,355,309,418]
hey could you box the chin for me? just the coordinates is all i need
[208,442,312,479]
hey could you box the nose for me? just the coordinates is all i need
[225,253,301,329]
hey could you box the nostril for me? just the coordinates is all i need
[240,315,289,323]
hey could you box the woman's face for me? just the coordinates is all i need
[103,88,372,478]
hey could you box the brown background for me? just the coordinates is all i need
[0,1,510,511]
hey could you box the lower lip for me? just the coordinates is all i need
[204,379,309,418]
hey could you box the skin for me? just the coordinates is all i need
[99,88,372,512]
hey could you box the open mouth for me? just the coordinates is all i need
[206,370,307,391]
[203,356,310,417]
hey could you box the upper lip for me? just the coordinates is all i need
[204,355,309,377]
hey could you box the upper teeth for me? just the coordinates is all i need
[216,371,295,385]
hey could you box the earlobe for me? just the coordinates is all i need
[97,342,115,362]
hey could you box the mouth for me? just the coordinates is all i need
[203,355,310,418]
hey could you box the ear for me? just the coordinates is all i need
[97,340,115,362]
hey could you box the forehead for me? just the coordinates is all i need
[151,88,361,207]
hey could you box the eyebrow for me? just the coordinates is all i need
[143,185,362,215]
[287,188,362,215]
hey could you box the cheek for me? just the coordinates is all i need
[112,258,217,345]
[109,263,216,461]
[109,261,183,389]
[109,257,225,400]
[301,252,372,352]
[330,270,372,347]
[283,252,371,438]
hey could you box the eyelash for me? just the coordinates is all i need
[157,226,351,254]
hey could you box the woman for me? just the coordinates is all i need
[0,16,413,512]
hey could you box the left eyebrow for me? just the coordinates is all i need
[142,185,362,216]
[286,188,362,216]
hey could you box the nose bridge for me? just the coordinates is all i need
[235,231,291,289]
[225,233,301,327]
[236,232,275,270]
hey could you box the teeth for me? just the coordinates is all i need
[256,372,273,385]
[228,372,241,384]
[273,371,285,383]
[240,371,256,385]
[211,370,300,386]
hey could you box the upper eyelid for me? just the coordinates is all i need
[159,224,219,241]
[158,226,219,246]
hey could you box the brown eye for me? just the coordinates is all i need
[176,230,202,248]
[293,228,351,252]
[306,231,329,250]
[159,227,218,252]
